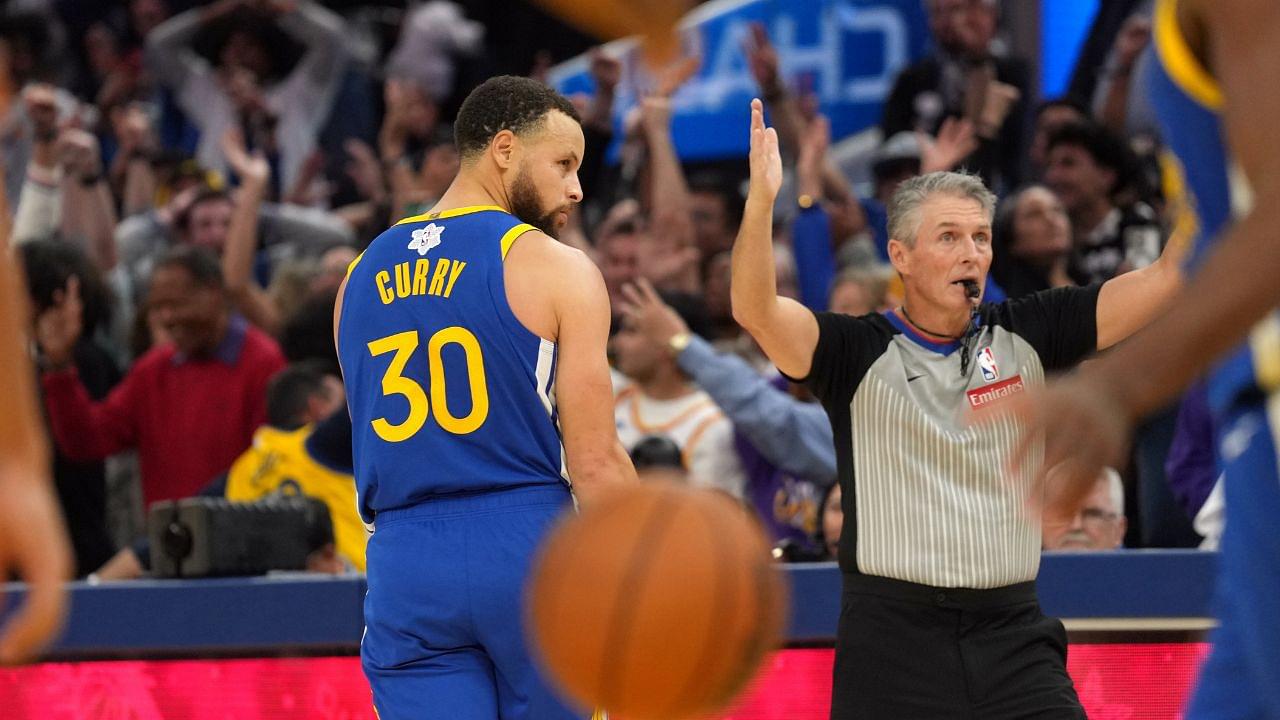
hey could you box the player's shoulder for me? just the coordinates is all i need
[505,229,603,287]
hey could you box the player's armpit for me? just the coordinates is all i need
[551,251,638,502]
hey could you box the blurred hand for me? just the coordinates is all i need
[22,84,60,143]
[344,138,387,202]
[994,370,1133,523]
[652,54,699,99]
[918,117,978,174]
[55,128,103,179]
[976,81,1020,139]
[1113,15,1152,70]
[34,276,83,370]
[620,277,689,349]
[589,47,623,95]
[744,22,781,96]
[636,235,700,291]
[638,96,674,138]
[380,79,411,159]
[797,114,831,171]
[221,128,270,186]
[111,104,157,155]
[748,98,783,200]
[0,466,72,666]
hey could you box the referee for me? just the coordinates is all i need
[731,100,1184,718]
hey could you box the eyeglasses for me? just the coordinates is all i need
[1045,507,1119,529]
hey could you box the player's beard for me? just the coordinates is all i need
[510,164,565,239]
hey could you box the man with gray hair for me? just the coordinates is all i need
[731,99,1183,719]
[1041,468,1127,551]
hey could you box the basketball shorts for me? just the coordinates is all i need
[830,574,1084,719]
[1185,394,1280,719]
[361,484,590,720]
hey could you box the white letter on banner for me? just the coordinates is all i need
[839,5,907,102]
[700,20,760,109]
[773,8,840,101]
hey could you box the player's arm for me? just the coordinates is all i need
[552,248,638,506]
[0,252,71,664]
[730,99,818,379]
[1094,226,1187,350]
[1088,0,1280,416]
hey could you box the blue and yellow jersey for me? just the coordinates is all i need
[337,206,566,524]
[1147,0,1280,409]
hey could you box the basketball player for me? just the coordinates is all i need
[1008,1,1280,716]
[335,76,635,720]
[0,252,72,665]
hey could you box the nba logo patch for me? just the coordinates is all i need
[977,347,999,382]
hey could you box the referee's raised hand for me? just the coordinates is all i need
[748,98,782,200]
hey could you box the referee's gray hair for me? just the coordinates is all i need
[887,171,998,247]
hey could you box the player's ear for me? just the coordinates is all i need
[491,130,518,170]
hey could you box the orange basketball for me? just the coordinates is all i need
[526,482,789,720]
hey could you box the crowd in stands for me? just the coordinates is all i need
[0,0,1215,579]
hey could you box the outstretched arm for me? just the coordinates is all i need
[730,100,818,379]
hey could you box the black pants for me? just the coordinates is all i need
[830,574,1085,720]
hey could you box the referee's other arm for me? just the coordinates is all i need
[730,99,819,380]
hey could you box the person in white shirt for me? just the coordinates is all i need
[611,292,746,499]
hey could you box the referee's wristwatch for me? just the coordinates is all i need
[668,332,692,356]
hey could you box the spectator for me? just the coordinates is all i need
[224,362,365,571]
[36,246,286,508]
[829,266,892,316]
[1044,121,1163,285]
[20,240,121,578]
[880,0,1030,193]
[1027,97,1089,179]
[611,291,747,498]
[112,172,355,332]
[990,185,1074,299]
[1042,468,1127,552]
[820,482,843,559]
[619,278,835,544]
[145,0,349,196]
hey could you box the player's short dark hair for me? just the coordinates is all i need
[153,245,225,289]
[453,75,581,161]
[267,360,334,430]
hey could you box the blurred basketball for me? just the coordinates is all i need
[526,481,788,720]
[530,0,695,67]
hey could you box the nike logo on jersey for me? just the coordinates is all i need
[906,375,926,382]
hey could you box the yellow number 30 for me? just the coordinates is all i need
[366,327,490,441]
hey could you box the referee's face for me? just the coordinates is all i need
[896,195,992,313]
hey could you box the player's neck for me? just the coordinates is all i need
[431,174,511,216]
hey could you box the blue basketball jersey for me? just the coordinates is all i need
[337,205,566,524]
[1146,0,1280,413]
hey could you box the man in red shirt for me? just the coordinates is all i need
[36,247,285,507]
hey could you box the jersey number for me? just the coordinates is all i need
[366,328,489,441]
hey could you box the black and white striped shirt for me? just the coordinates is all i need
[799,286,1101,589]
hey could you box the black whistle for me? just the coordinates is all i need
[961,279,980,300]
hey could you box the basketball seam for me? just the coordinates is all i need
[596,494,680,710]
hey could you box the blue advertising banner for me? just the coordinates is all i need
[548,0,933,162]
